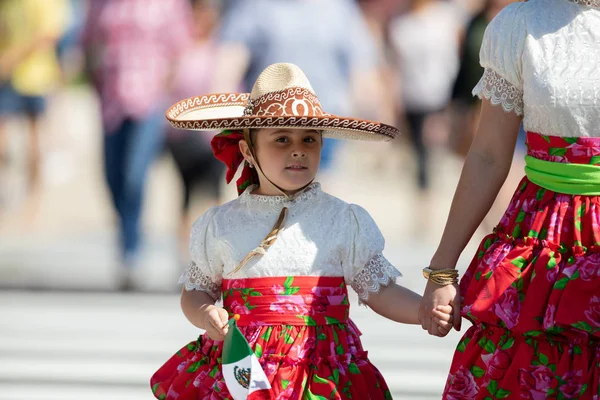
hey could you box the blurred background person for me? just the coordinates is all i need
[0,0,69,206]
[0,1,523,398]
[82,0,193,290]
[356,0,399,127]
[166,0,226,265]
[449,0,516,158]
[448,0,520,231]
[209,0,386,174]
[389,0,465,193]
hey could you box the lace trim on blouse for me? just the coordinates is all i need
[351,253,401,304]
[568,0,600,7]
[239,182,321,208]
[473,69,524,116]
[179,261,221,300]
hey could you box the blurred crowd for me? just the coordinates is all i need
[0,0,518,290]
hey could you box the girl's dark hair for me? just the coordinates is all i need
[249,129,259,146]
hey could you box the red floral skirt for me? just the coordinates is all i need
[151,276,391,400]
[443,133,600,399]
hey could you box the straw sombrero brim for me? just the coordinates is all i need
[166,93,400,142]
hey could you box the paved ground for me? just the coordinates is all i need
[0,287,466,399]
[0,86,511,399]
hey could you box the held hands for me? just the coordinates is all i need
[432,304,455,337]
[202,305,230,341]
[419,280,461,337]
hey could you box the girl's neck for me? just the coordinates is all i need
[252,184,303,198]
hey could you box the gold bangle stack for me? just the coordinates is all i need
[422,267,459,286]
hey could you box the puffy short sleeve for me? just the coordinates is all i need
[179,207,223,301]
[342,205,401,304]
[472,3,526,115]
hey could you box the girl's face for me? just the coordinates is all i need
[240,128,322,196]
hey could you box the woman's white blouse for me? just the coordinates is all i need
[179,183,401,303]
[473,0,600,137]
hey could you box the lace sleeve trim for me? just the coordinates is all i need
[473,68,524,116]
[179,261,221,301]
[351,254,402,304]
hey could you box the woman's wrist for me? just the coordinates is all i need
[429,250,460,270]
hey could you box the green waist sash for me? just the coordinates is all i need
[525,155,600,195]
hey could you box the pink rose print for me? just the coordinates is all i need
[584,296,600,327]
[575,255,600,281]
[482,243,511,272]
[209,380,227,400]
[271,284,284,295]
[546,265,560,283]
[529,149,568,163]
[176,361,187,373]
[288,337,316,360]
[270,295,309,315]
[546,213,559,243]
[494,286,521,329]
[278,385,301,400]
[312,287,343,297]
[311,286,345,306]
[591,205,600,233]
[501,199,522,227]
[562,264,578,279]
[559,371,583,399]
[481,350,512,381]
[528,149,547,160]
[543,305,556,330]
[461,304,473,318]
[445,366,479,400]
[522,198,538,213]
[200,339,214,354]
[193,370,210,387]
[302,294,328,313]
[518,365,554,399]
[570,144,600,158]
[261,347,280,377]
[223,279,246,290]
[230,300,251,315]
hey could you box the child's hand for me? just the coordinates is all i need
[202,305,230,341]
[432,305,455,337]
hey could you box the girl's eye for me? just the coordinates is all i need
[275,137,289,143]
[304,137,317,143]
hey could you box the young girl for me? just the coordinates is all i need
[151,63,453,400]
[419,1,600,398]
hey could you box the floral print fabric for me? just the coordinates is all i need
[443,133,600,399]
[151,276,391,400]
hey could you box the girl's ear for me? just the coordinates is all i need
[239,140,253,164]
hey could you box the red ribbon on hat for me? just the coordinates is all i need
[211,130,258,195]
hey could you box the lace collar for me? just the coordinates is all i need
[568,0,600,8]
[238,182,322,208]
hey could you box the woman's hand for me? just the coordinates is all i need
[201,305,230,341]
[419,280,461,336]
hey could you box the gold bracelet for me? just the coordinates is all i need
[422,267,459,286]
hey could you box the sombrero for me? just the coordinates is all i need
[166,63,400,141]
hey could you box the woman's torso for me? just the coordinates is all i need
[515,0,600,137]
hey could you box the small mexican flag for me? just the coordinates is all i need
[222,316,271,399]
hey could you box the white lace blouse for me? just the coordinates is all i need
[473,0,600,137]
[179,183,401,303]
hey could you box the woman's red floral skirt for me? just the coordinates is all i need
[443,133,600,399]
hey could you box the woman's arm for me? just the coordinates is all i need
[181,289,229,340]
[419,99,523,335]
[431,99,522,268]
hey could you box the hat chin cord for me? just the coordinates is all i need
[228,129,314,276]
